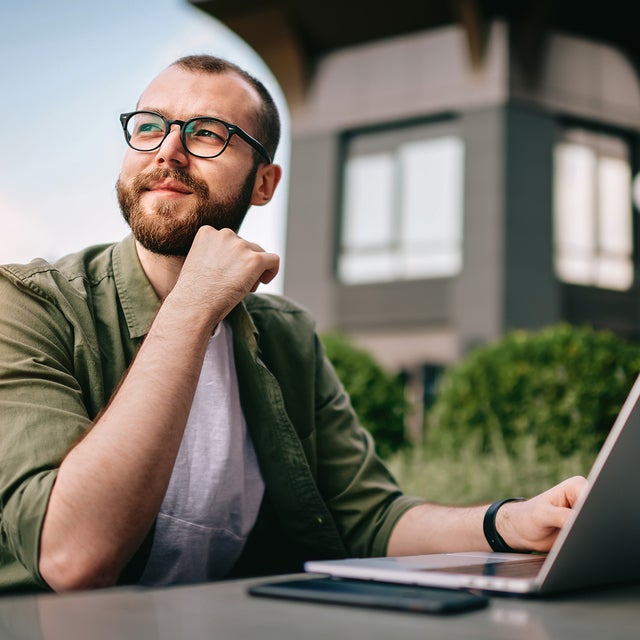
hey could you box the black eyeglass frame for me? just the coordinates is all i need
[119,110,272,164]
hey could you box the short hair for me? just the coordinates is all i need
[171,54,281,162]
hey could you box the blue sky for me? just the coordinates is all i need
[0,0,289,291]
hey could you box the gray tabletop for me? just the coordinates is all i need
[1,575,639,640]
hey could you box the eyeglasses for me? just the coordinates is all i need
[119,110,272,164]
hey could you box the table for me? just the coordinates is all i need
[1,575,639,639]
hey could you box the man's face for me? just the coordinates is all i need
[116,66,264,256]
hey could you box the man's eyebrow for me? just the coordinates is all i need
[136,106,169,116]
[135,106,226,121]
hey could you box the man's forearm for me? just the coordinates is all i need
[38,291,217,591]
[387,503,490,556]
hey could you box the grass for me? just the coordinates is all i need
[385,432,596,505]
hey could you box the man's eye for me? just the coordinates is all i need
[137,123,164,134]
[193,127,224,141]
[186,120,228,145]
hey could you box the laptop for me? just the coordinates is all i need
[305,374,640,595]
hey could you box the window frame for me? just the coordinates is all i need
[335,115,465,286]
[553,120,637,292]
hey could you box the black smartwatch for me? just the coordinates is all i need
[483,497,525,553]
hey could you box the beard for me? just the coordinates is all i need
[116,164,257,257]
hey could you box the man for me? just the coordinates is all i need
[0,55,585,593]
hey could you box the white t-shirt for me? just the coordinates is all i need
[139,321,264,585]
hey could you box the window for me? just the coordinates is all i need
[337,122,465,285]
[553,128,633,291]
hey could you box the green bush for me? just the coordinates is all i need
[321,332,408,458]
[387,433,594,505]
[426,324,640,458]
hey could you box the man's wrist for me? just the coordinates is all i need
[483,498,525,552]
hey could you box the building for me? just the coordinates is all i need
[190,2,640,391]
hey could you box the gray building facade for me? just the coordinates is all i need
[284,23,640,372]
[191,3,640,376]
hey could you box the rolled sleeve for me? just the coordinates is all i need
[0,274,93,588]
[313,334,425,557]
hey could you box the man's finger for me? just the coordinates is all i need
[549,476,588,508]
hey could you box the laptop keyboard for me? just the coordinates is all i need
[425,556,546,579]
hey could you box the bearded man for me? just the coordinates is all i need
[0,55,585,593]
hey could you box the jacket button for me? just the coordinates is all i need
[316,516,324,525]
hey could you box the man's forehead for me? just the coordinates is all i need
[138,66,260,115]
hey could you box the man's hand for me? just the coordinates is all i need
[496,475,588,552]
[173,225,280,326]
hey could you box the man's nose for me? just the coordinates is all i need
[155,125,188,165]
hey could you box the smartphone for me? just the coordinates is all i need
[248,576,489,615]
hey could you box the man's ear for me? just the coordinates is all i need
[251,163,282,206]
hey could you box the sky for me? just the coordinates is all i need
[0,0,289,292]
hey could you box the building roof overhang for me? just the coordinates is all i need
[189,0,640,108]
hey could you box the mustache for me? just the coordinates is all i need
[131,167,209,199]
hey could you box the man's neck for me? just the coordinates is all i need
[135,241,186,300]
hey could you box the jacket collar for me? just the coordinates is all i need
[112,235,162,340]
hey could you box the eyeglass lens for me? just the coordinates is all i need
[125,112,230,157]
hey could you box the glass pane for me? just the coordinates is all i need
[399,137,464,249]
[554,142,596,256]
[341,154,394,250]
[556,254,593,286]
[598,156,632,255]
[186,118,228,156]
[404,249,462,279]
[338,250,397,284]
[596,256,633,291]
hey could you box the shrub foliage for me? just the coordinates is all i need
[426,324,640,458]
[321,332,408,458]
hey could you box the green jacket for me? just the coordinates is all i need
[0,236,422,592]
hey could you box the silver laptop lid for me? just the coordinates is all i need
[536,373,640,593]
